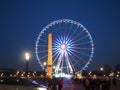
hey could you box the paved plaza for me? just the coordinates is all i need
[62,81,84,90]
[62,79,120,90]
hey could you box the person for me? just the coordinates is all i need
[112,77,117,86]
[83,77,90,90]
[102,77,111,90]
[95,78,101,90]
[58,78,63,90]
[52,76,58,90]
[90,78,95,90]
[48,78,52,90]
[105,77,111,90]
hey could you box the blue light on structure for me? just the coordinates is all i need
[35,19,94,75]
[53,36,74,56]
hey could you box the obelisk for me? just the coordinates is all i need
[47,33,53,78]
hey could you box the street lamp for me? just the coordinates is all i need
[100,67,104,76]
[100,67,104,71]
[43,62,47,66]
[43,62,47,73]
[25,53,30,76]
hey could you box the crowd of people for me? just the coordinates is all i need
[73,76,117,90]
[35,76,117,90]
[47,76,63,90]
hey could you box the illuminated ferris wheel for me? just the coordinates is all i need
[35,19,94,77]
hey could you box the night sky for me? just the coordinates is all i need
[0,0,120,71]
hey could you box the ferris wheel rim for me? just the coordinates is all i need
[35,19,94,74]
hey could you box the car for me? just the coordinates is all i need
[0,77,47,90]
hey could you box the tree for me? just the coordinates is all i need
[103,65,112,75]
[114,64,120,71]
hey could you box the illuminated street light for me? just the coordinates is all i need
[25,52,30,76]
[100,67,104,76]
[100,67,104,71]
[53,66,55,69]
[25,53,30,60]
[43,62,47,66]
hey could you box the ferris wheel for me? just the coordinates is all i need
[35,19,94,77]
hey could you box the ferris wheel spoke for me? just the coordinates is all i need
[69,56,79,65]
[70,25,80,38]
[63,21,67,36]
[52,24,61,38]
[63,51,70,74]
[80,34,90,41]
[73,34,90,44]
[61,66,68,69]
[54,55,63,73]
[66,62,70,74]
[64,52,73,73]
[52,50,61,64]
[69,21,74,31]
[72,61,83,71]
[37,44,48,47]
[44,30,53,37]
[72,51,87,63]
[52,48,60,55]
[67,22,74,37]
[69,55,82,72]
[68,53,80,67]
[38,38,48,43]
[37,49,48,53]
[73,41,93,46]
[39,54,48,61]
[74,47,92,50]
[72,29,85,40]
[61,57,64,73]
[58,21,64,36]
[58,22,63,35]
[73,49,90,57]
[71,62,77,72]
[52,53,60,63]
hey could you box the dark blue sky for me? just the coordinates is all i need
[0,0,120,71]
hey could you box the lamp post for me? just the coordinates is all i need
[25,53,30,77]
[43,62,47,72]
[100,67,104,76]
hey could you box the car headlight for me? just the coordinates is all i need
[37,87,47,90]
